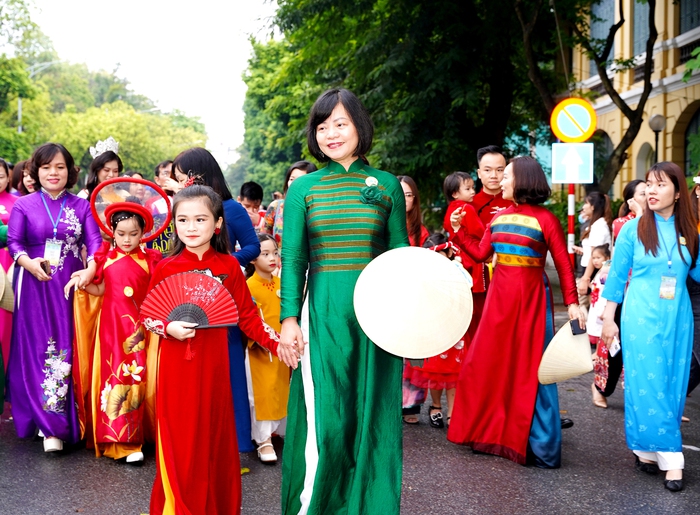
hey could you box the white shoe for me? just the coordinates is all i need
[257,442,277,464]
[43,437,63,452]
[37,429,45,438]
[126,451,144,464]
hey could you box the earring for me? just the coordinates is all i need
[214,227,221,235]
[320,152,325,159]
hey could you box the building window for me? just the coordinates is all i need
[681,0,700,34]
[633,1,650,56]
[685,108,700,176]
[590,0,616,77]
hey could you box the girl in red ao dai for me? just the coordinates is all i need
[143,185,298,515]
[68,207,162,463]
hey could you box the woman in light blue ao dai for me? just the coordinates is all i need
[601,162,700,493]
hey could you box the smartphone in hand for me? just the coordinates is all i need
[608,336,621,357]
[40,260,52,276]
[570,319,586,335]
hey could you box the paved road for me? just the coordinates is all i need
[2,372,700,514]
[2,265,699,514]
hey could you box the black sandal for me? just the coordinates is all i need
[429,406,444,428]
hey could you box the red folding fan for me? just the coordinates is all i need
[140,272,239,329]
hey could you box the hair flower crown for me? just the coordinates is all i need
[89,136,119,158]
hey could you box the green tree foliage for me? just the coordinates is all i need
[241,39,305,199]
[240,0,558,210]
[0,54,35,112]
[0,4,207,174]
[0,0,35,49]
[35,101,206,181]
[516,0,658,193]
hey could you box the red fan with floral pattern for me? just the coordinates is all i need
[140,272,238,329]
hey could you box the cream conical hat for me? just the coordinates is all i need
[0,267,13,312]
[353,246,473,359]
[538,320,592,384]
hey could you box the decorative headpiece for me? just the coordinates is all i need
[182,170,204,188]
[428,241,461,256]
[89,136,120,158]
[90,177,172,243]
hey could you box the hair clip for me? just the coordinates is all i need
[183,171,204,188]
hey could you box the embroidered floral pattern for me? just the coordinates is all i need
[53,207,83,272]
[122,360,144,382]
[143,317,166,336]
[100,382,112,413]
[263,322,281,343]
[41,338,72,413]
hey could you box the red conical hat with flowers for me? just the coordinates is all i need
[90,177,172,243]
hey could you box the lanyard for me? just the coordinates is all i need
[41,192,67,239]
[655,218,676,271]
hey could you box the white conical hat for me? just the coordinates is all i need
[353,246,473,359]
[538,320,593,384]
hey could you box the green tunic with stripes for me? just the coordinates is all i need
[280,158,408,514]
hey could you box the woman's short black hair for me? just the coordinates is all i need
[86,151,123,197]
[306,89,374,163]
[283,160,317,194]
[510,156,551,205]
[0,158,10,193]
[172,147,232,201]
[29,143,80,189]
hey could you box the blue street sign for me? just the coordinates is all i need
[551,143,594,184]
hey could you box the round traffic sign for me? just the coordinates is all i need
[550,98,597,143]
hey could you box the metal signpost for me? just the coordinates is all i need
[549,98,597,266]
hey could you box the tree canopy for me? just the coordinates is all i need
[0,1,207,177]
[241,0,563,206]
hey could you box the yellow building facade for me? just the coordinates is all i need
[572,0,700,195]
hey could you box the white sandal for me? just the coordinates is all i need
[257,442,277,464]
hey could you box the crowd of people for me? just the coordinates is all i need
[0,87,699,514]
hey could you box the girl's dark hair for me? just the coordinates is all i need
[510,156,551,205]
[283,160,317,194]
[582,191,612,240]
[110,210,146,231]
[0,158,10,193]
[121,170,143,179]
[307,88,374,163]
[245,233,278,278]
[619,179,645,218]
[29,143,80,189]
[11,159,27,194]
[86,151,123,198]
[172,147,232,201]
[170,185,231,257]
[591,243,611,259]
[637,162,698,266]
[443,171,473,202]
[398,175,423,246]
[423,232,448,248]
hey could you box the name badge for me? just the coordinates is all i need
[44,239,62,266]
[659,274,676,300]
